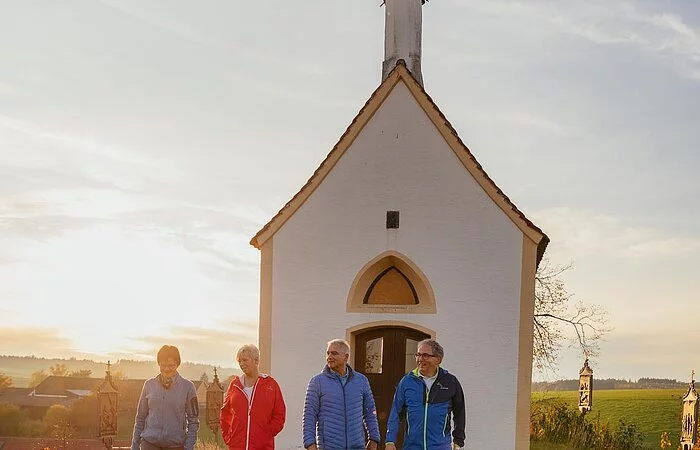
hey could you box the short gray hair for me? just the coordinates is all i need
[326,339,350,355]
[236,344,260,362]
[417,339,444,359]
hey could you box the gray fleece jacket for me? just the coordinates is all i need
[131,373,199,450]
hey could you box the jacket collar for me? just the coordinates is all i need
[410,366,446,379]
[231,373,269,389]
[322,364,355,380]
[157,371,182,389]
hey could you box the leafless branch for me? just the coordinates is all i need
[532,258,611,372]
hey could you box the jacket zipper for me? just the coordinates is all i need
[340,375,348,450]
[160,383,168,444]
[423,381,429,450]
[234,377,259,450]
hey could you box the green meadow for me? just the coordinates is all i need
[114,389,687,449]
[531,389,686,449]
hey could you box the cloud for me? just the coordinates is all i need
[0,114,168,173]
[96,0,220,47]
[533,207,700,260]
[466,110,577,137]
[1,188,155,219]
[0,328,73,356]
[0,81,17,96]
[597,330,700,378]
[132,323,258,365]
[461,1,700,81]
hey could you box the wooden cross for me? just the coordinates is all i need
[107,360,111,373]
[692,369,695,382]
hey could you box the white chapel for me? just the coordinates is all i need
[249,1,549,449]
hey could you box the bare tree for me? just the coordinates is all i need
[533,258,610,372]
[50,363,69,376]
[111,368,127,381]
[29,370,49,388]
[0,372,13,389]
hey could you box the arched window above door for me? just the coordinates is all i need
[364,267,418,305]
[347,250,436,313]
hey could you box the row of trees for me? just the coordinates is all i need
[533,377,689,392]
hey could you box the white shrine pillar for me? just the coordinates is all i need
[681,370,698,450]
[577,359,593,413]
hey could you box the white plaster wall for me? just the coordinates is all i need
[268,81,525,450]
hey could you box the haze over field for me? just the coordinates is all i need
[0,1,698,381]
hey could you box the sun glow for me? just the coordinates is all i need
[1,223,255,358]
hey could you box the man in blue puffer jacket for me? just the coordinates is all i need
[303,339,380,450]
[386,339,465,450]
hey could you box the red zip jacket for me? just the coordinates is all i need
[220,374,286,450]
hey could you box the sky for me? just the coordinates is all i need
[0,0,698,382]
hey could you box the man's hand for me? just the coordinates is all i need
[306,445,318,450]
[385,444,396,450]
[366,440,378,450]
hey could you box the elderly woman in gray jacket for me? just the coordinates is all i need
[131,345,200,450]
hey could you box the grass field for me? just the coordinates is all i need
[532,389,686,449]
[113,390,686,449]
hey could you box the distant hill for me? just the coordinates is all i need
[532,377,689,391]
[0,355,240,387]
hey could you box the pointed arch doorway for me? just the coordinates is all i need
[355,326,431,449]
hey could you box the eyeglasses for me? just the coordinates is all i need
[159,363,177,369]
[414,353,436,359]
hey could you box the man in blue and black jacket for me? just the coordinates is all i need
[386,339,466,450]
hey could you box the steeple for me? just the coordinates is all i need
[382,0,425,86]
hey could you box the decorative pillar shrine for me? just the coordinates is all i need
[578,359,593,413]
[97,361,119,450]
[205,367,225,443]
[681,370,698,450]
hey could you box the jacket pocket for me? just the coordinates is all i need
[251,419,274,449]
[226,415,245,448]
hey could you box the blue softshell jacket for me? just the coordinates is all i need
[385,367,466,450]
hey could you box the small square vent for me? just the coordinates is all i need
[386,211,400,229]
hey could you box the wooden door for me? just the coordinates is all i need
[356,327,430,449]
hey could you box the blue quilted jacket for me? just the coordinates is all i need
[302,365,380,450]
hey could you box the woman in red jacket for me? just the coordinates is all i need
[220,344,286,450]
